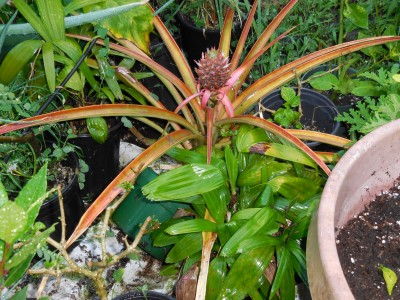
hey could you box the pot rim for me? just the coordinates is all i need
[315,118,400,299]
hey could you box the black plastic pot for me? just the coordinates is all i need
[112,291,174,300]
[69,119,122,200]
[302,64,359,114]
[176,12,242,69]
[37,150,83,242]
[259,88,340,149]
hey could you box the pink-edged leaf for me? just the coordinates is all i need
[215,116,331,175]
[218,8,235,58]
[234,36,400,114]
[175,91,203,114]
[286,129,351,148]
[201,90,212,109]
[65,129,202,248]
[219,93,234,118]
[0,104,200,135]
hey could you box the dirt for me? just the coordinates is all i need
[336,177,400,299]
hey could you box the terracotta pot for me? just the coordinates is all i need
[307,119,400,299]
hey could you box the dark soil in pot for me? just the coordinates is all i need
[336,176,400,299]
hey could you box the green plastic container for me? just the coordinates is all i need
[112,167,188,260]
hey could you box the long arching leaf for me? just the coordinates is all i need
[65,129,202,248]
[216,116,331,175]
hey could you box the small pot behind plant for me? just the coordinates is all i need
[176,12,242,69]
[258,88,340,149]
[112,291,174,300]
[68,119,122,201]
[37,149,83,242]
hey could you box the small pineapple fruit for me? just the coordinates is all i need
[195,48,231,92]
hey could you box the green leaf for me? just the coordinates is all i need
[0,201,27,244]
[36,0,65,41]
[344,2,368,29]
[112,268,125,282]
[268,176,319,202]
[264,143,317,168]
[4,253,35,288]
[216,247,275,300]
[207,257,228,300]
[42,41,56,92]
[84,0,153,53]
[13,0,51,41]
[220,207,276,257]
[8,286,28,299]
[165,233,202,263]
[235,125,268,153]
[309,73,339,91]
[15,163,47,229]
[0,39,43,84]
[6,225,55,269]
[202,185,229,224]
[0,181,9,208]
[270,247,295,299]
[281,86,298,107]
[225,146,238,194]
[165,219,217,235]
[237,235,282,253]
[86,117,109,144]
[379,265,398,296]
[142,164,225,201]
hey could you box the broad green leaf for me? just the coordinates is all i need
[15,163,47,229]
[0,40,42,84]
[237,235,282,253]
[231,208,261,221]
[263,143,317,168]
[207,257,228,300]
[379,265,398,296]
[237,160,291,187]
[309,73,339,90]
[166,147,226,171]
[86,117,109,144]
[235,126,269,153]
[36,0,65,41]
[217,247,275,300]
[202,185,229,224]
[112,268,125,282]
[42,41,56,92]
[6,225,55,270]
[165,233,202,263]
[268,176,319,201]
[287,239,307,285]
[84,0,153,53]
[220,207,276,257]
[64,0,105,15]
[344,2,368,29]
[165,219,217,235]
[254,185,274,208]
[0,201,27,244]
[270,247,295,299]
[8,286,28,299]
[142,164,225,201]
[225,146,238,194]
[4,253,35,288]
[0,181,8,207]
[56,61,85,91]
[151,218,188,247]
[94,52,123,101]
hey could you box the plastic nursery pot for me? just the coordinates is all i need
[38,150,83,242]
[69,119,122,200]
[112,291,175,300]
[306,119,400,300]
[112,167,189,260]
[301,64,359,114]
[259,87,340,149]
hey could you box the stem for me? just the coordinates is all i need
[338,0,345,76]
[0,243,11,278]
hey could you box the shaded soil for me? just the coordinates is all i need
[336,178,400,299]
